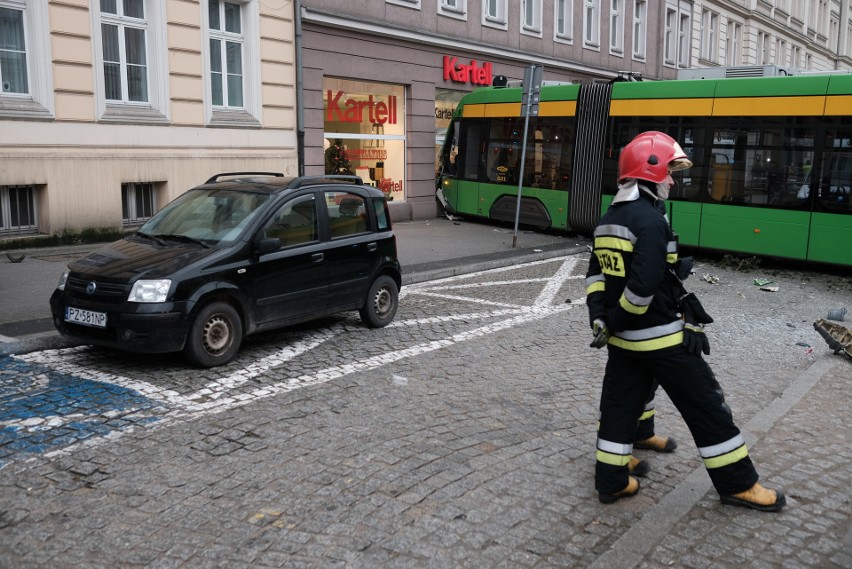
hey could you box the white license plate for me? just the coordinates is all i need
[65,306,107,328]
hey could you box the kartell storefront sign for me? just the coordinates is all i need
[325,90,399,125]
[442,55,493,86]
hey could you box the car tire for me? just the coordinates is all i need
[359,275,399,328]
[184,301,243,368]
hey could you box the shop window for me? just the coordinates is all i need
[122,182,158,226]
[323,78,406,202]
[0,185,38,235]
[0,0,52,119]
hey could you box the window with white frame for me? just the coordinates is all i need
[205,0,260,126]
[521,0,542,34]
[726,22,741,66]
[609,0,624,55]
[99,0,148,103]
[775,38,786,65]
[0,4,27,95]
[758,31,770,64]
[791,45,801,67]
[632,0,646,60]
[439,0,466,19]
[386,0,420,8]
[93,0,168,122]
[584,0,600,48]
[664,1,690,68]
[122,182,157,226]
[209,1,244,107]
[699,8,718,62]
[555,0,572,42]
[677,10,690,67]
[829,16,838,50]
[0,185,37,235]
[0,0,52,118]
[482,0,507,28]
[664,7,676,65]
[817,0,828,36]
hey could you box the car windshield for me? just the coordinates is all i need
[138,188,271,245]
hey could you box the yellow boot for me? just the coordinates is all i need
[599,476,640,504]
[634,434,677,453]
[628,456,649,477]
[720,483,786,512]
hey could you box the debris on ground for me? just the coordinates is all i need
[760,286,779,292]
[813,319,852,359]
[753,278,774,286]
[702,274,720,285]
[826,307,847,322]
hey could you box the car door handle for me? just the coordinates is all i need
[367,242,377,251]
[311,253,324,263]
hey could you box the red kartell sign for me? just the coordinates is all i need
[326,90,398,125]
[443,56,493,86]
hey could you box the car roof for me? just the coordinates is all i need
[195,173,386,198]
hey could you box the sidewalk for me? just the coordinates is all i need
[0,217,590,354]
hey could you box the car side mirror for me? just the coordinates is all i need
[257,237,281,254]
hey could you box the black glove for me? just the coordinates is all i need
[674,256,694,281]
[680,292,713,324]
[590,319,609,349]
[683,322,710,356]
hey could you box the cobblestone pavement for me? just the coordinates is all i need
[0,254,850,568]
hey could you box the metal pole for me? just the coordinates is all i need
[512,97,532,248]
[295,0,305,176]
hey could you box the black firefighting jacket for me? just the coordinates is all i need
[585,184,684,352]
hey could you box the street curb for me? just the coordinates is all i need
[401,242,589,285]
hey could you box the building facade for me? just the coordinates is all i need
[1,0,296,238]
[1,0,850,238]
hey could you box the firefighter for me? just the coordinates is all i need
[585,131,785,511]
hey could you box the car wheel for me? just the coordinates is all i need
[359,275,399,328]
[184,301,243,368]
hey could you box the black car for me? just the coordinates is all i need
[50,173,401,367]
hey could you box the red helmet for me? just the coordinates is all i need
[617,131,693,184]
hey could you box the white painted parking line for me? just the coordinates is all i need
[9,256,584,463]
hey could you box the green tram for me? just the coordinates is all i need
[436,74,852,266]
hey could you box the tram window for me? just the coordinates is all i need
[708,119,815,209]
[481,117,574,189]
[606,118,704,201]
[819,123,852,214]
[457,121,483,181]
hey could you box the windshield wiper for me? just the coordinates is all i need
[153,233,211,248]
[135,231,165,246]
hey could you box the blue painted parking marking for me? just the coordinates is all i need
[0,356,167,468]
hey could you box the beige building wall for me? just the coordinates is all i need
[0,0,297,237]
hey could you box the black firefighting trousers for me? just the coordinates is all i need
[595,345,760,496]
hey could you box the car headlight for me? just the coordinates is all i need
[56,268,69,291]
[128,279,172,303]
